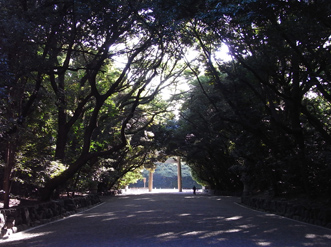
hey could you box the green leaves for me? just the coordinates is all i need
[1,0,330,202]
[168,0,331,197]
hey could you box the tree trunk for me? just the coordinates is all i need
[40,154,89,201]
[3,141,16,209]
[54,124,68,161]
[54,83,68,161]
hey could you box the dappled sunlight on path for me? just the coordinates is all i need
[1,193,331,246]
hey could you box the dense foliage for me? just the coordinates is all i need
[166,0,331,198]
[0,0,181,206]
[1,0,330,207]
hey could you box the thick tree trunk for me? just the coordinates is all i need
[54,124,68,161]
[40,154,89,201]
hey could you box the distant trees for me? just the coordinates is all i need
[132,164,200,189]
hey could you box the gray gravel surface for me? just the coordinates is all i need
[0,192,331,246]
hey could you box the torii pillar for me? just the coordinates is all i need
[148,170,154,192]
[177,156,182,192]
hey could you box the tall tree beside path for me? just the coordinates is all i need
[0,0,185,203]
[173,0,331,197]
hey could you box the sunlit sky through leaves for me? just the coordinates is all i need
[161,43,232,99]
[112,43,232,111]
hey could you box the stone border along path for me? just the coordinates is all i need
[0,194,101,237]
[0,191,330,247]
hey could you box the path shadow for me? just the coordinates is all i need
[1,194,331,247]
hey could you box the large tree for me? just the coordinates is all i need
[0,0,185,203]
[176,0,331,197]
[0,0,54,207]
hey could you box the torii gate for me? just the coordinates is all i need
[148,156,182,192]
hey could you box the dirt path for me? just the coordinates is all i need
[1,192,330,246]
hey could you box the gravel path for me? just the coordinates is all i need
[0,191,330,246]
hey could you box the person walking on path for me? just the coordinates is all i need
[193,186,196,195]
